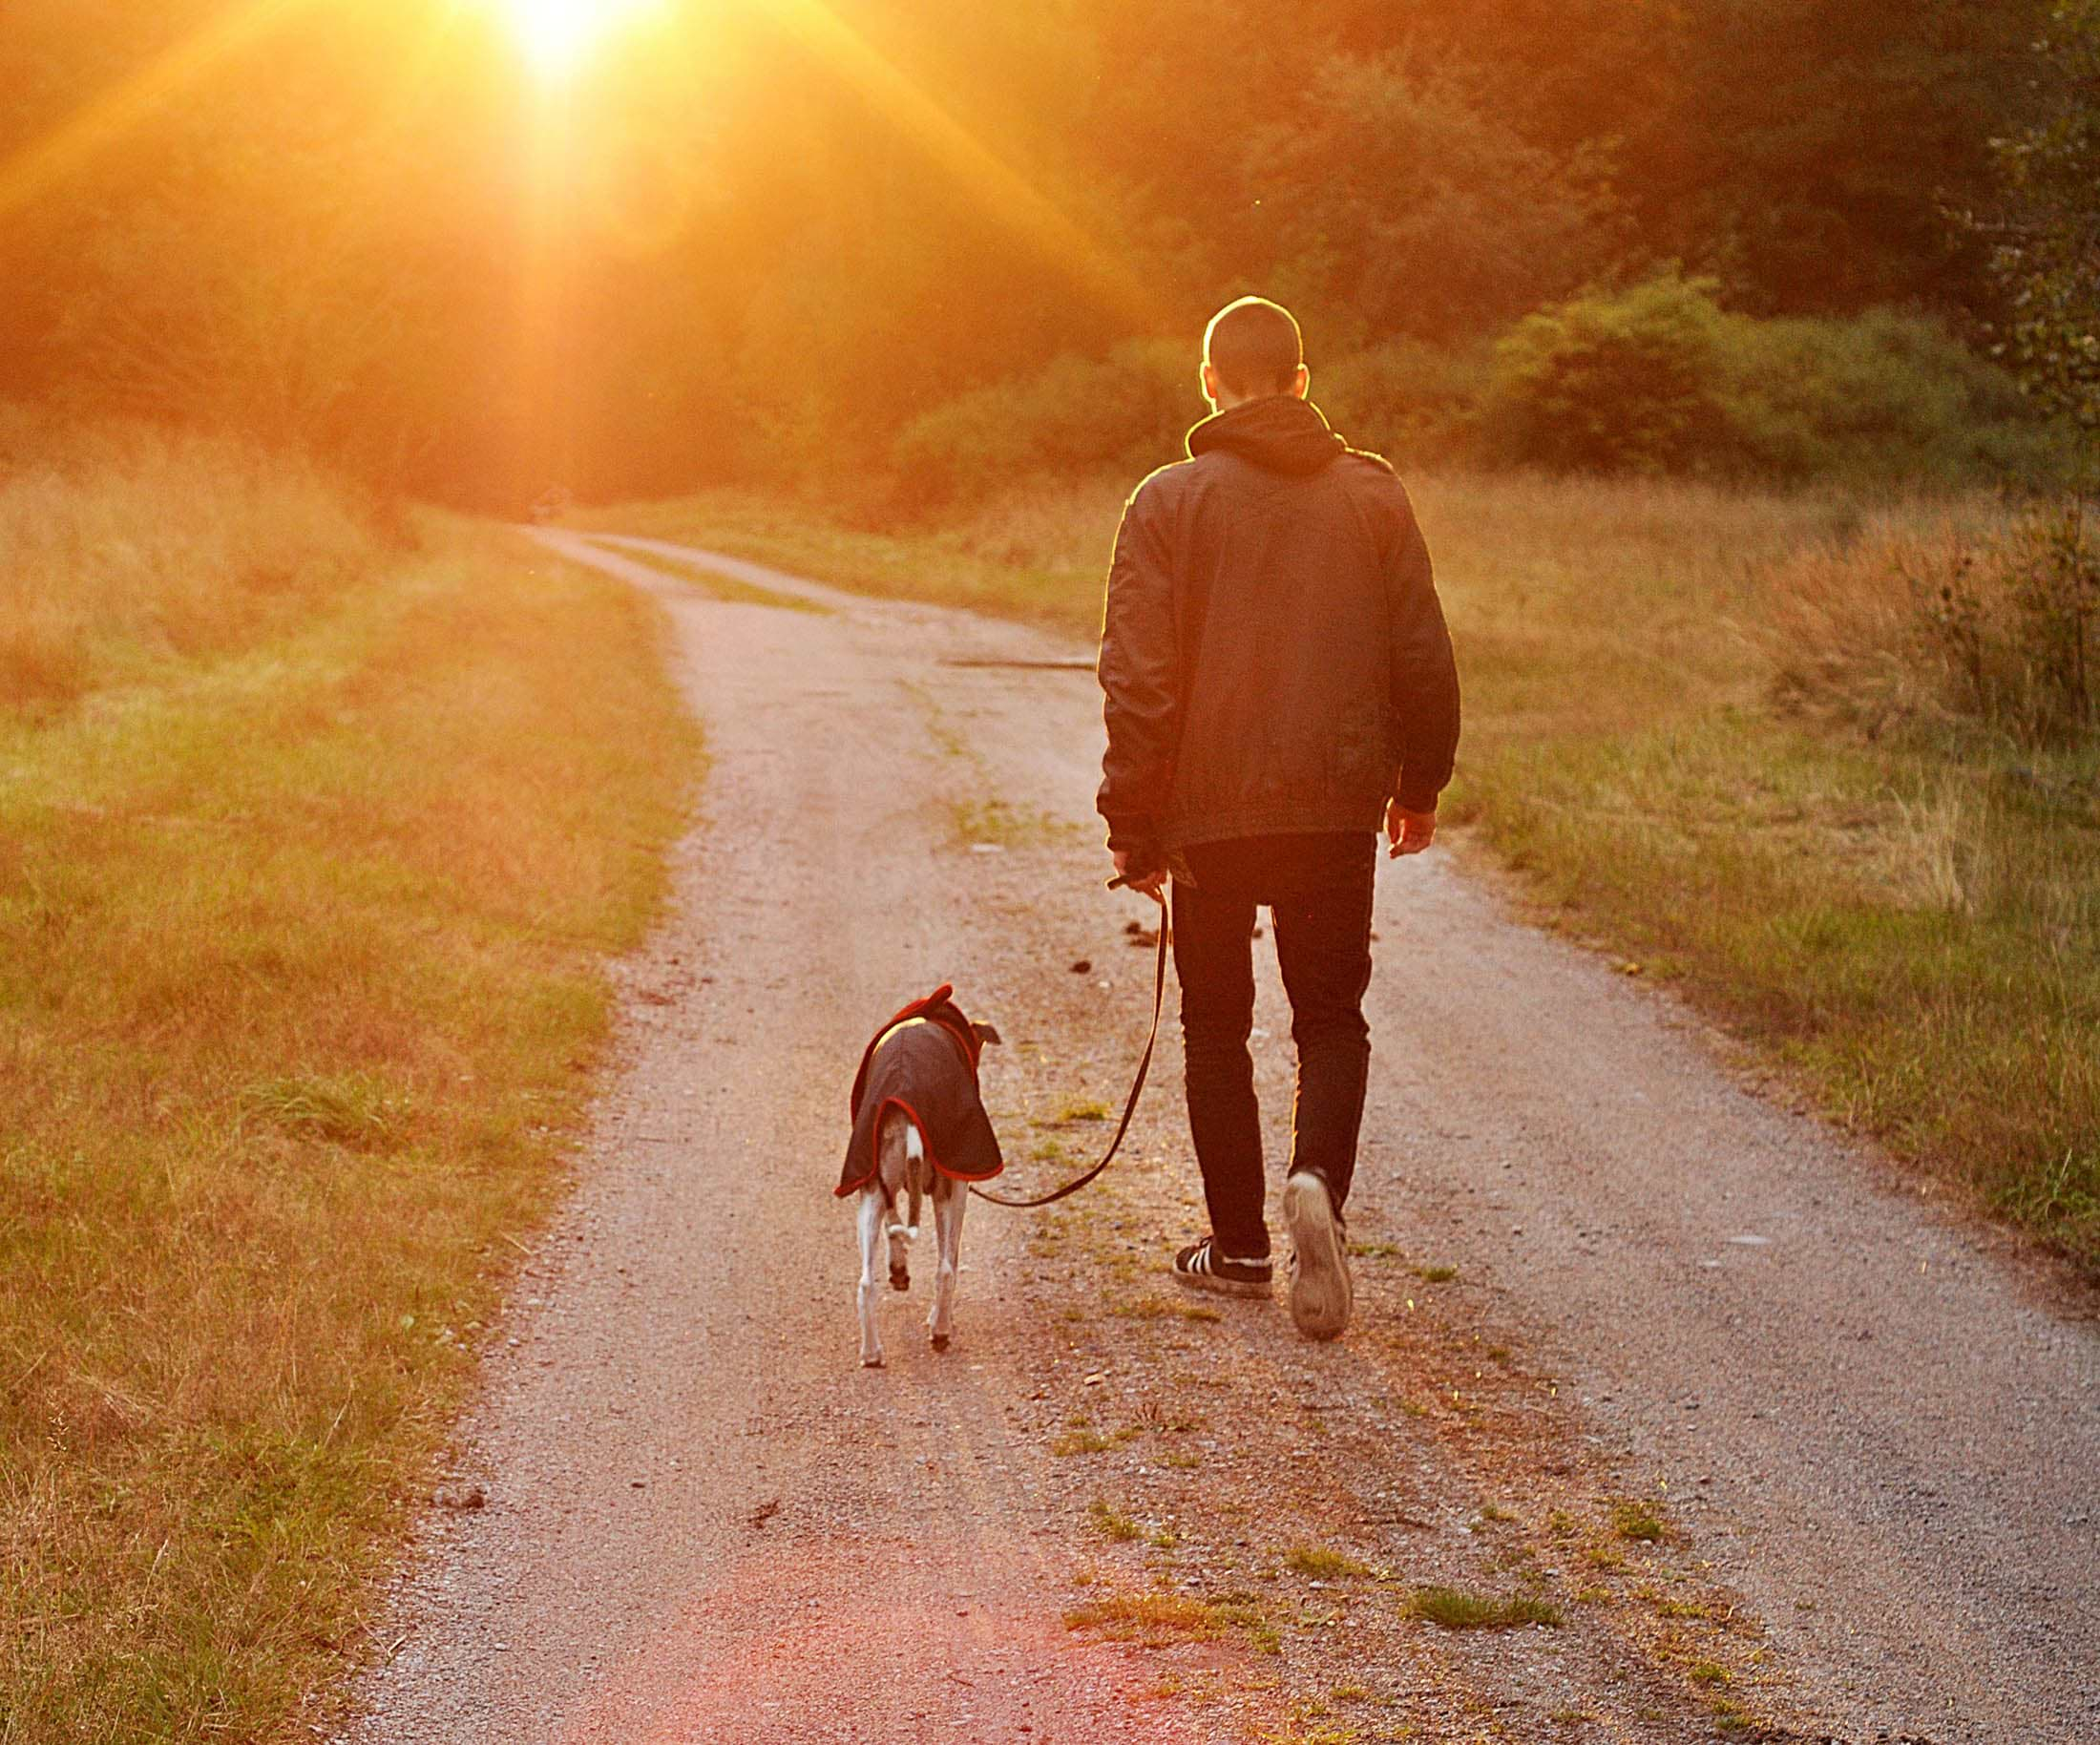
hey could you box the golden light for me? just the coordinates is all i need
[498,0,657,76]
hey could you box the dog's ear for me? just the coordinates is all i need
[972,1020,1003,1047]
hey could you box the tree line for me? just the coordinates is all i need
[0,0,2089,505]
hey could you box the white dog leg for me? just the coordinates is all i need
[928,1175,965,1352]
[856,1188,887,1368]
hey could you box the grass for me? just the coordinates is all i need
[1063,1588,1280,1653]
[951,796,1070,848]
[583,469,2100,1270]
[1087,1498,1144,1542]
[0,432,697,1743]
[1612,1500,1670,1544]
[1284,1545,1372,1580]
[0,419,388,711]
[1407,1586,1564,1629]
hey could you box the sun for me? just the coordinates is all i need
[498,0,657,76]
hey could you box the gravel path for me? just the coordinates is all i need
[342,531,2097,1744]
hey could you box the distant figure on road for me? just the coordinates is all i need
[1095,295,1461,1340]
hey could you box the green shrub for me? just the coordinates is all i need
[1481,271,2059,484]
[1731,308,2058,484]
[893,341,1196,506]
[1318,339,1487,464]
[1480,271,1739,473]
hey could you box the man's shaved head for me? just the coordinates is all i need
[1203,297,1304,400]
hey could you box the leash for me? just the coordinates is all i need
[969,887,1168,1209]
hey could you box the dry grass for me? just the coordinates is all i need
[0,434,696,1741]
[0,417,392,711]
[596,469,2099,1268]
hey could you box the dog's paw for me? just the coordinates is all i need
[861,1354,885,1369]
[889,1268,910,1293]
[929,1333,950,1353]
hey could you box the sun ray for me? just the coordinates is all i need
[0,0,316,224]
[749,0,1168,334]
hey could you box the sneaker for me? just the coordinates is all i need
[1171,1237,1273,1298]
[1284,1172,1353,1339]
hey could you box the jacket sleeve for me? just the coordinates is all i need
[1385,486,1460,814]
[1095,479,1179,853]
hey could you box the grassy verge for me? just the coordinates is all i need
[2,434,697,1741]
[580,472,2097,1270]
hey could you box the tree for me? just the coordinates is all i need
[1984,0,2100,446]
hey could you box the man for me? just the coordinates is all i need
[1095,295,1460,1341]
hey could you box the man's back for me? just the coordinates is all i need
[1096,393,1459,861]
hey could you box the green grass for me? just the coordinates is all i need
[0,447,697,1744]
[1064,1588,1281,1653]
[951,796,1071,848]
[1284,1545,1372,1580]
[1407,1586,1564,1629]
[1612,1500,1670,1544]
[1087,1498,1144,1541]
[586,470,2100,1270]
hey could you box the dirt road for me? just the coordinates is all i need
[343,531,2098,1744]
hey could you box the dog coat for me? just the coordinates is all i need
[836,984,1003,1196]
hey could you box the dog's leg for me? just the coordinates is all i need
[882,1112,915,1293]
[856,1188,887,1368]
[928,1173,965,1352]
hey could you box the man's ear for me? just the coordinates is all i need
[972,1020,1004,1047]
[1291,364,1312,401]
[1199,362,1222,410]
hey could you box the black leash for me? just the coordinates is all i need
[969,889,1168,1209]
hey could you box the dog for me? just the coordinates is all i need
[835,985,1003,1368]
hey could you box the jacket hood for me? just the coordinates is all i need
[1186,395,1346,476]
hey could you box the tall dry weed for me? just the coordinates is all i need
[1764,500,2099,746]
[0,417,386,709]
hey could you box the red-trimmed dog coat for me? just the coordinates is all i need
[836,984,1004,1196]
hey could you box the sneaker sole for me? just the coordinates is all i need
[1284,1174,1353,1339]
[1170,1267,1272,1300]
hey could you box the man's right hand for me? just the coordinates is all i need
[1385,799,1437,857]
[1112,846,1166,899]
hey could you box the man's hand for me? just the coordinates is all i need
[1112,847,1166,898]
[1385,799,1437,858]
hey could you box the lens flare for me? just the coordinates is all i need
[500,0,655,75]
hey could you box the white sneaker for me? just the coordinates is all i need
[1284,1172,1353,1340]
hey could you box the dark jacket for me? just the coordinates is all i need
[836,985,1003,1197]
[1095,396,1460,860]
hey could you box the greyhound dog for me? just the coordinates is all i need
[836,986,1003,1368]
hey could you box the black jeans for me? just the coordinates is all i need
[1170,831,1376,1261]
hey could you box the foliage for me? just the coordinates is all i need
[1480,273,2050,481]
[892,342,1196,507]
[0,0,2068,502]
[1250,52,1622,348]
[1481,273,1741,473]
[1316,340,1489,467]
[1981,1,2100,446]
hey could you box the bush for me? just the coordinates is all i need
[892,341,1198,507]
[1480,272,1742,473]
[1481,272,2061,484]
[1731,309,2059,484]
[1318,338,1489,464]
